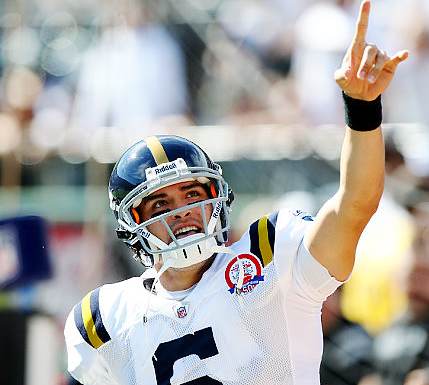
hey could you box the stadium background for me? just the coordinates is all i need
[0,0,429,384]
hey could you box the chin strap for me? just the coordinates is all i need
[235,257,246,307]
[236,257,245,291]
[143,260,172,323]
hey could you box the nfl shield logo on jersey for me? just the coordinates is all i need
[224,253,264,295]
[174,304,188,318]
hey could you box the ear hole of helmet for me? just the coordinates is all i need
[131,208,141,224]
[210,182,218,198]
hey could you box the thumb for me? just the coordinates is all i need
[385,50,409,73]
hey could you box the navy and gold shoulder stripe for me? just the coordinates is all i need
[74,288,111,349]
[249,212,278,267]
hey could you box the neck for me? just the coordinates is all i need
[155,256,215,291]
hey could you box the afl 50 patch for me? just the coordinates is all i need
[225,253,264,295]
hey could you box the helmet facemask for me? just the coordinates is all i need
[114,158,232,269]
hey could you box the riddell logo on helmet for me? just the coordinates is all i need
[154,163,177,175]
[145,159,188,182]
[139,229,151,239]
[212,202,222,218]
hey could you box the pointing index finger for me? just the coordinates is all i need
[353,0,371,45]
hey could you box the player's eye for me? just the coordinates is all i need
[154,200,167,209]
[186,190,200,198]
[150,200,170,218]
[185,190,206,206]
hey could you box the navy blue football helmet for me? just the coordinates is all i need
[109,135,234,268]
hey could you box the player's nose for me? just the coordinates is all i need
[172,205,192,219]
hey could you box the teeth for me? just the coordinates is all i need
[174,226,199,236]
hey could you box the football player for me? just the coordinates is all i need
[64,1,408,384]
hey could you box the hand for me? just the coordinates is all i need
[405,369,429,385]
[335,0,409,101]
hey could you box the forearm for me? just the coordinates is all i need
[338,126,385,215]
[305,127,384,281]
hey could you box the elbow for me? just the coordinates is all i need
[355,197,380,218]
[339,185,383,221]
[363,180,384,215]
[345,194,381,222]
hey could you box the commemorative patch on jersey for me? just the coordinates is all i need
[225,253,264,294]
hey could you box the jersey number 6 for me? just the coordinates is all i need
[152,327,223,385]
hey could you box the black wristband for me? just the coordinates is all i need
[342,91,382,131]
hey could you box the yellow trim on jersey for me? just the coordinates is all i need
[81,292,104,349]
[258,215,273,266]
[146,136,169,165]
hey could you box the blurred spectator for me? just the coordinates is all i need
[383,0,429,125]
[359,204,429,385]
[70,0,188,146]
[340,194,414,334]
[218,0,294,77]
[321,288,373,385]
[196,0,303,126]
[292,0,354,125]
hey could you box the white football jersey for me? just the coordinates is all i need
[65,209,342,385]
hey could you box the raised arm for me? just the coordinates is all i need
[304,0,408,281]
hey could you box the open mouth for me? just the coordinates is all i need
[173,226,202,240]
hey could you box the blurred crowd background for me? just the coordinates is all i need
[1,0,429,384]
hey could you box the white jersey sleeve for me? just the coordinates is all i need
[247,208,343,304]
[293,240,344,302]
[64,288,119,385]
